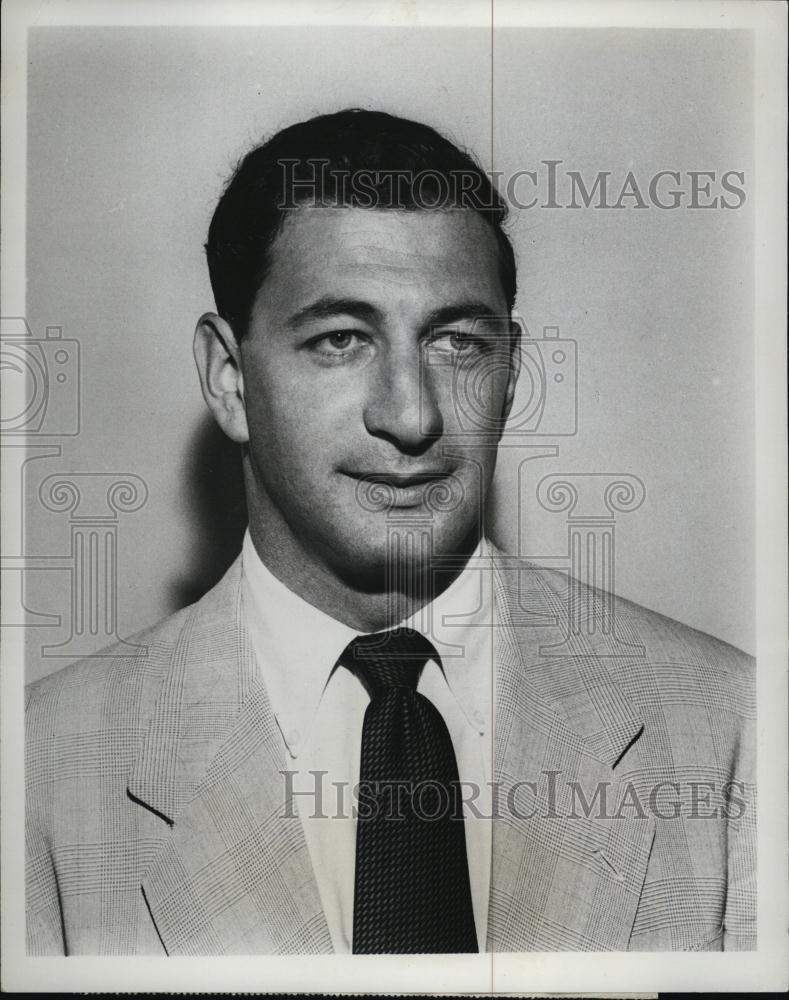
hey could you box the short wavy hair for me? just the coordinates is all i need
[205,108,517,336]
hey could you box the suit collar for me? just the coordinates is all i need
[128,556,332,955]
[128,556,256,824]
[488,549,654,950]
[489,548,645,768]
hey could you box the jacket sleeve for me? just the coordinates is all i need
[722,659,757,951]
[26,814,65,954]
[26,681,66,955]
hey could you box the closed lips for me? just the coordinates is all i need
[345,472,450,487]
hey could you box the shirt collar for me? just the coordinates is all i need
[401,537,492,734]
[241,531,491,757]
[241,531,359,757]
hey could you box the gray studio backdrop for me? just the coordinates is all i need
[21,25,754,681]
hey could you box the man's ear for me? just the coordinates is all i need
[193,312,249,443]
[501,318,522,427]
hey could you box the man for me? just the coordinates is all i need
[26,109,755,955]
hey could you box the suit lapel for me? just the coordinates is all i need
[488,556,655,951]
[128,560,332,955]
[127,546,653,954]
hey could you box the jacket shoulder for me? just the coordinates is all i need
[25,603,192,739]
[26,553,244,744]
[494,554,754,712]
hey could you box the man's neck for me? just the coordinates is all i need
[245,512,478,634]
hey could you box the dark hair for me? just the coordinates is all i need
[205,108,517,337]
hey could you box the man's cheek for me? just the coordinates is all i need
[250,384,324,436]
[435,358,510,435]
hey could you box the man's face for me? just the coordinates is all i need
[238,206,518,586]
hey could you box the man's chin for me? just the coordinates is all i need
[325,517,480,595]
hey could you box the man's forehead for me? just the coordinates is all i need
[282,203,495,252]
[265,205,504,299]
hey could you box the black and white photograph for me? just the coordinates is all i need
[1,0,786,994]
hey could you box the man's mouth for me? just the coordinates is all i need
[343,470,454,509]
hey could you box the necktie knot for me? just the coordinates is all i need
[344,627,439,694]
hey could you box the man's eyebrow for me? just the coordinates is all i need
[284,297,505,331]
[423,303,503,329]
[286,297,383,328]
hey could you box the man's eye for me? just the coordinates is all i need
[430,330,487,353]
[312,331,366,355]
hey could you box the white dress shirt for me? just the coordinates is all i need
[241,530,493,953]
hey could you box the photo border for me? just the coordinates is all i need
[2,0,786,993]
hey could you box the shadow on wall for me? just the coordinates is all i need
[171,412,248,610]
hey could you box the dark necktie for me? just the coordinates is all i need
[344,627,478,954]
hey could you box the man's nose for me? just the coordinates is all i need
[363,346,443,452]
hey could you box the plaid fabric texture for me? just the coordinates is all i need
[26,549,756,954]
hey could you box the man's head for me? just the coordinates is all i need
[194,109,521,623]
[204,109,517,338]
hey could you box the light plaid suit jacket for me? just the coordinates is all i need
[26,550,756,954]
